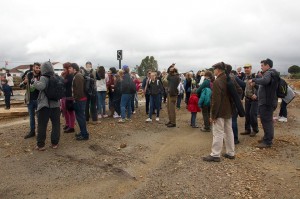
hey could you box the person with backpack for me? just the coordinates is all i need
[118,65,136,123]
[33,61,61,150]
[240,64,259,137]
[20,62,41,139]
[249,58,279,148]
[81,61,98,124]
[69,63,89,141]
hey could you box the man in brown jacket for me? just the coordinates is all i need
[69,63,89,141]
[203,62,235,162]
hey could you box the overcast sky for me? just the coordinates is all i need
[1,0,299,73]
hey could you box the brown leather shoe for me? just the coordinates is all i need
[249,132,257,137]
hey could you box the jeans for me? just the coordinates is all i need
[185,92,191,105]
[27,100,38,134]
[259,105,274,145]
[279,100,287,118]
[145,93,150,114]
[4,95,10,108]
[191,112,197,126]
[134,92,139,108]
[97,91,107,115]
[37,107,60,148]
[177,94,183,108]
[232,112,238,142]
[85,94,97,121]
[202,105,210,130]
[131,94,135,113]
[245,99,259,132]
[121,94,132,119]
[149,95,160,119]
[108,91,114,109]
[74,100,89,138]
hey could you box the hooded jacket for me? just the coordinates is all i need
[252,68,279,109]
[33,62,60,111]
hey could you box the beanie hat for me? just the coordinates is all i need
[86,61,92,65]
[265,58,273,68]
[71,63,80,71]
[122,65,129,70]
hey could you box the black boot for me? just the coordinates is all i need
[24,132,35,139]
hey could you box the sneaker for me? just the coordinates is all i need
[155,118,160,122]
[103,114,108,118]
[24,132,35,139]
[132,111,136,114]
[125,118,132,122]
[50,144,58,149]
[165,121,171,126]
[202,155,221,162]
[4,107,10,110]
[257,142,271,148]
[113,114,121,118]
[192,125,199,128]
[146,118,152,122]
[234,140,240,145]
[222,154,235,159]
[118,119,126,123]
[278,117,287,122]
[98,115,102,119]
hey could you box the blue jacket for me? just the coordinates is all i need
[198,87,212,108]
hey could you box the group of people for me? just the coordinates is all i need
[11,58,295,159]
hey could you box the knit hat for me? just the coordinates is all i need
[70,63,80,71]
[265,58,273,68]
[122,65,129,70]
[86,61,92,65]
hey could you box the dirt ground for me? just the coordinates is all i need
[0,96,300,199]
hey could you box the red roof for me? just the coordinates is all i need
[9,65,30,73]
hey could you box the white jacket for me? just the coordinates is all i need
[96,78,107,92]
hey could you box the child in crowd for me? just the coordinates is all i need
[146,72,163,122]
[187,88,201,128]
[177,79,185,109]
[1,79,12,109]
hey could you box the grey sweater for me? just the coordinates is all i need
[33,62,60,111]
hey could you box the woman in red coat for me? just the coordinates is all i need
[188,88,201,128]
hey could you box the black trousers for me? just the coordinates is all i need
[37,107,60,148]
[245,98,259,132]
[85,94,97,121]
[5,95,10,108]
[258,105,274,145]
[202,105,210,129]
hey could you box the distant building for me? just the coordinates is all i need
[9,65,31,77]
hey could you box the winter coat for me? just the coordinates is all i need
[196,78,210,97]
[96,78,107,92]
[148,79,163,95]
[198,87,212,108]
[167,73,180,96]
[252,68,279,108]
[211,72,233,120]
[188,94,201,113]
[33,62,60,112]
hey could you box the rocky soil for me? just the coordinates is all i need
[0,97,299,199]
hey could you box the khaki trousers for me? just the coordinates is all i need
[210,118,235,157]
[167,95,177,124]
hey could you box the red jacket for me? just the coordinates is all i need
[188,94,201,112]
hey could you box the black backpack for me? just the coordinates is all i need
[44,74,66,101]
[276,77,288,98]
[83,70,96,96]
